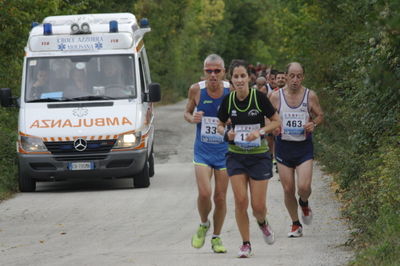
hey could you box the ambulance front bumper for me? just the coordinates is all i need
[18,149,148,181]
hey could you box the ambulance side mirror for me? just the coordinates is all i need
[145,83,161,102]
[0,88,17,107]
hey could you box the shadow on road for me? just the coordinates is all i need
[34,178,135,193]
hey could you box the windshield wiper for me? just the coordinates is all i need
[27,98,65,103]
[67,95,116,101]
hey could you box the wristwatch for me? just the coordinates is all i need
[259,129,266,135]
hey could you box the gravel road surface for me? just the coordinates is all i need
[0,100,353,265]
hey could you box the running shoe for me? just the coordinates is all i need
[300,205,313,225]
[288,224,303,237]
[237,243,252,258]
[259,222,275,244]
[211,237,227,253]
[191,223,209,248]
[273,159,279,173]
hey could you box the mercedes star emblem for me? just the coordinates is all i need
[73,138,87,152]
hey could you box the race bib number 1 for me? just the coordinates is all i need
[234,124,261,149]
[201,116,224,144]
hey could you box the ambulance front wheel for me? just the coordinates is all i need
[148,146,155,178]
[18,168,36,192]
[133,157,150,188]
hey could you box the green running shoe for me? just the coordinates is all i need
[211,237,227,253]
[191,224,209,248]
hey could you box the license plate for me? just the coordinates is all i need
[68,162,94,171]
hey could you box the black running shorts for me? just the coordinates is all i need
[226,151,273,180]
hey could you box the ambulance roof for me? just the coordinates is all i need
[29,13,139,36]
[26,13,150,54]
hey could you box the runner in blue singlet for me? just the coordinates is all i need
[193,80,230,169]
[184,54,230,254]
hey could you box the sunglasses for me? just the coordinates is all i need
[204,69,222,74]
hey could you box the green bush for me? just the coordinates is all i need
[264,1,400,264]
[0,109,18,200]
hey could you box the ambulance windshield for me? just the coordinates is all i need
[25,55,136,102]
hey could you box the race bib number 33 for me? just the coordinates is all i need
[201,116,224,144]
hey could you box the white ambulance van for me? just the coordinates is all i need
[0,13,161,192]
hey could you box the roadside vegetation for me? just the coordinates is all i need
[0,0,398,264]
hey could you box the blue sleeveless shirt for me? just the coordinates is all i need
[194,81,230,156]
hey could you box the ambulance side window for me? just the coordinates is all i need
[140,49,151,90]
[138,57,147,94]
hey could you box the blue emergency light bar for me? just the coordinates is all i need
[140,18,149,28]
[43,23,52,35]
[31,22,39,29]
[109,20,118,33]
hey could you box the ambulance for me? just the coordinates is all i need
[0,13,161,192]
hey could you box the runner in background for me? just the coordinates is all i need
[276,71,287,89]
[253,76,268,95]
[266,69,278,94]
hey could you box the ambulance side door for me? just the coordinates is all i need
[138,48,154,153]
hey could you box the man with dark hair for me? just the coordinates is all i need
[276,71,287,89]
[266,69,278,94]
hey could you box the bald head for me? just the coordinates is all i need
[286,62,305,90]
[287,62,305,75]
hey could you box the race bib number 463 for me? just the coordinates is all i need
[282,112,306,136]
[201,116,224,144]
[234,124,261,149]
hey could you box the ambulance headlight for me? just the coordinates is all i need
[81,23,91,33]
[20,136,48,152]
[71,23,80,34]
[113,132,141,149]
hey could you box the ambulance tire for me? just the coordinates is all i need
[149,148,155,178]
[133,158,150,188]
[18,170,36,192]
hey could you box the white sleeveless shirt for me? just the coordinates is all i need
[279,88,311,141]
[198,80,230,90]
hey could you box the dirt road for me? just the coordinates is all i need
[0,100,352,265]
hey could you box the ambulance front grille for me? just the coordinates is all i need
[44,140,116,155]
[53,154,107,161]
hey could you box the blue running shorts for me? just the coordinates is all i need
[275,137,314,168]
[193,150,227,170]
